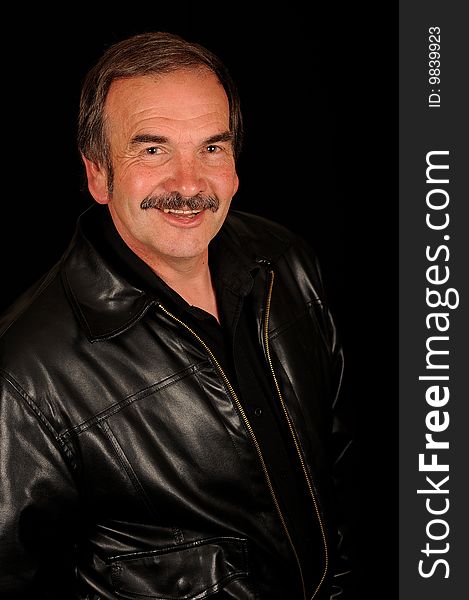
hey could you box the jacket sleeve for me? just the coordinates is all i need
[320,290,355,599]
[282,232,356,598]
[300,243,355,599]
[0,372,80,598]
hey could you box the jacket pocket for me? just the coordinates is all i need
[109,536,249,599]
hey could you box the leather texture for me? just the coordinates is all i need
[0,207,353,599]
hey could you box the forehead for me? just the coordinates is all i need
[104,69,230,127]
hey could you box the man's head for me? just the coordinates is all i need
[78,31,243,190]
[78,32,242,268]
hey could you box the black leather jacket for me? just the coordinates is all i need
[0,208,353,599]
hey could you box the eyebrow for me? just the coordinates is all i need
[204,131,234,145]
[129,131,234,146]
[130,134,169,146]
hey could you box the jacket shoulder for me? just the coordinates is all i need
[225,210,330,310]
[224,210,315,262]
[0,262,78,380]
[0,265,63,338]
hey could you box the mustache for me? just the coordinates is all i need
[140,192,220,212]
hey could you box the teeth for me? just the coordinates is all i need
[162,208,202,215]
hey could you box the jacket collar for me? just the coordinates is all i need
[61,205,261,342]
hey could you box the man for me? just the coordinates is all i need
[0,32,353,598]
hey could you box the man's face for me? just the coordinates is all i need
[85,69,239,266]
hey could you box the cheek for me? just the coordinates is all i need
[114,162,156,198]
[212,163,238,196]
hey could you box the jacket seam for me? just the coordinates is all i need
[61,361,210,437]
[0,368,76,469]
[61,268,156,342]
[89,299,156,342]
[98,419,158,521]
[107,535,248,562]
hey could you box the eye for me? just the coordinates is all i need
[206,145,221,154]
[145,146,163,155]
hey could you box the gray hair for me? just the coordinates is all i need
[77,31,243,181]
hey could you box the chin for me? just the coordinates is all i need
[162,241,209,261]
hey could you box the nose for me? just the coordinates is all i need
[163,153,207,197]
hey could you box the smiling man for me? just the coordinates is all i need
[83,68,238,320]
[0,32,353,599]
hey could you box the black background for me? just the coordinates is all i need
[2,4,397,597]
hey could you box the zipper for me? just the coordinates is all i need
[263,269,329,599]
[157,302,306,600]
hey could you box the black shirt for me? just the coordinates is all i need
[84,205,316,564]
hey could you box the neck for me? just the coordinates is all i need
[108,210,220,321]
[146,251,219,322]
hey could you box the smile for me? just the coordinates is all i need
[161,208,203,217]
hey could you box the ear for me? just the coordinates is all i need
[232,172,239,197]
[81,154,110,205]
